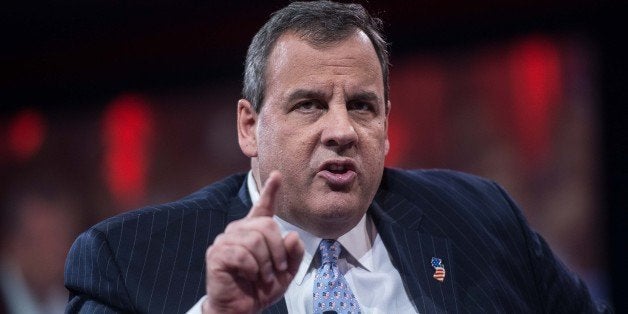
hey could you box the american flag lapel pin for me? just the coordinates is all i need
[431,257,446,282]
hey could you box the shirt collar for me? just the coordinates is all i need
[245,171,375,285]
[246,171,260,205]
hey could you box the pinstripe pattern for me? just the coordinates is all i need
[65,174,248,313]
[372,168,607,313]
[65,169,608,313]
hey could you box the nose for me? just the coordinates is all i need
[320,105,358,150]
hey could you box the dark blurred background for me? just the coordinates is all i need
[1,0,626,312]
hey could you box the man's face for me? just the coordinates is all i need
[239,30,389,238]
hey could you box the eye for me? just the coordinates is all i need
[347,101,374,112]
[293,100,325,113]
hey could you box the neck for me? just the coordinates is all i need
[276,210,363,239]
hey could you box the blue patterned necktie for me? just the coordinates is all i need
[313,239,361,314]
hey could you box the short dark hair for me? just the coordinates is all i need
[243,0,389,112]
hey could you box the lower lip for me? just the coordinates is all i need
[318,170,357,188]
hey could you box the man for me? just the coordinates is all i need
[1,189,75,314]
[65,1,609,313]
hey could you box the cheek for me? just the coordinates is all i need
[280,142,316,175]
[257,124,312,169]
[362,126,389,152]
[359,129,388,173]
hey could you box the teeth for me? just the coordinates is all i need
[329,164,345,171]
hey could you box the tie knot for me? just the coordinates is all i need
[318,239,341,265]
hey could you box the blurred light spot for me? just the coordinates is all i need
[102,94,153,209]
[510,35,562,168]
[386,120,405,167]
[8,109,46,161]
[388,57,447,167]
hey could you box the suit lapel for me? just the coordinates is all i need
[263,298,289,314]
[225,179,254,224]
[371,188,459,313]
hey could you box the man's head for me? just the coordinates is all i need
[243,0,389,112]
[237,1,391,238]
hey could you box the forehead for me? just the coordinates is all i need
[264,30,383,99]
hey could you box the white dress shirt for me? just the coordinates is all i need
[188,171,417,313]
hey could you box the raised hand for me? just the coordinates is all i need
[202,171,304,313]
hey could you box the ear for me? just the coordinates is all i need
[384,100,391,155]
[237,99,258,157]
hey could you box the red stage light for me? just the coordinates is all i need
[510,35,562,169]
[8,109,46,161]
[102,94,153,209]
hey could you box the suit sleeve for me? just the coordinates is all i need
[492,182,612,313]
[64,228,136,313]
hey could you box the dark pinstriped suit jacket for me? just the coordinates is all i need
[64,168,608,313]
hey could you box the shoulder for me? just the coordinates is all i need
[179,172,247,205]
[383,167,491,185]
[92,174,246,231]
[382,167,507,204]
[68,172,248,256]
[379,168,522,234]
[65,174,247,312]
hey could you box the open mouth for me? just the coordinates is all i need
[327,163,349,174]
[319,160,357,188]
[321,160,356,174]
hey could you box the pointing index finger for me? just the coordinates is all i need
[247,171,281,218]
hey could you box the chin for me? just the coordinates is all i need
[311,196,365,220]
[309,207,363,238]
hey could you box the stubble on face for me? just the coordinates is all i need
[250,30,389,238]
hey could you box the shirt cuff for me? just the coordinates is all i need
[186,295,206,314]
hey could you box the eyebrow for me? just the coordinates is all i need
[285,89,329,103]
[285,89,381,103]
[349,91,380,103]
